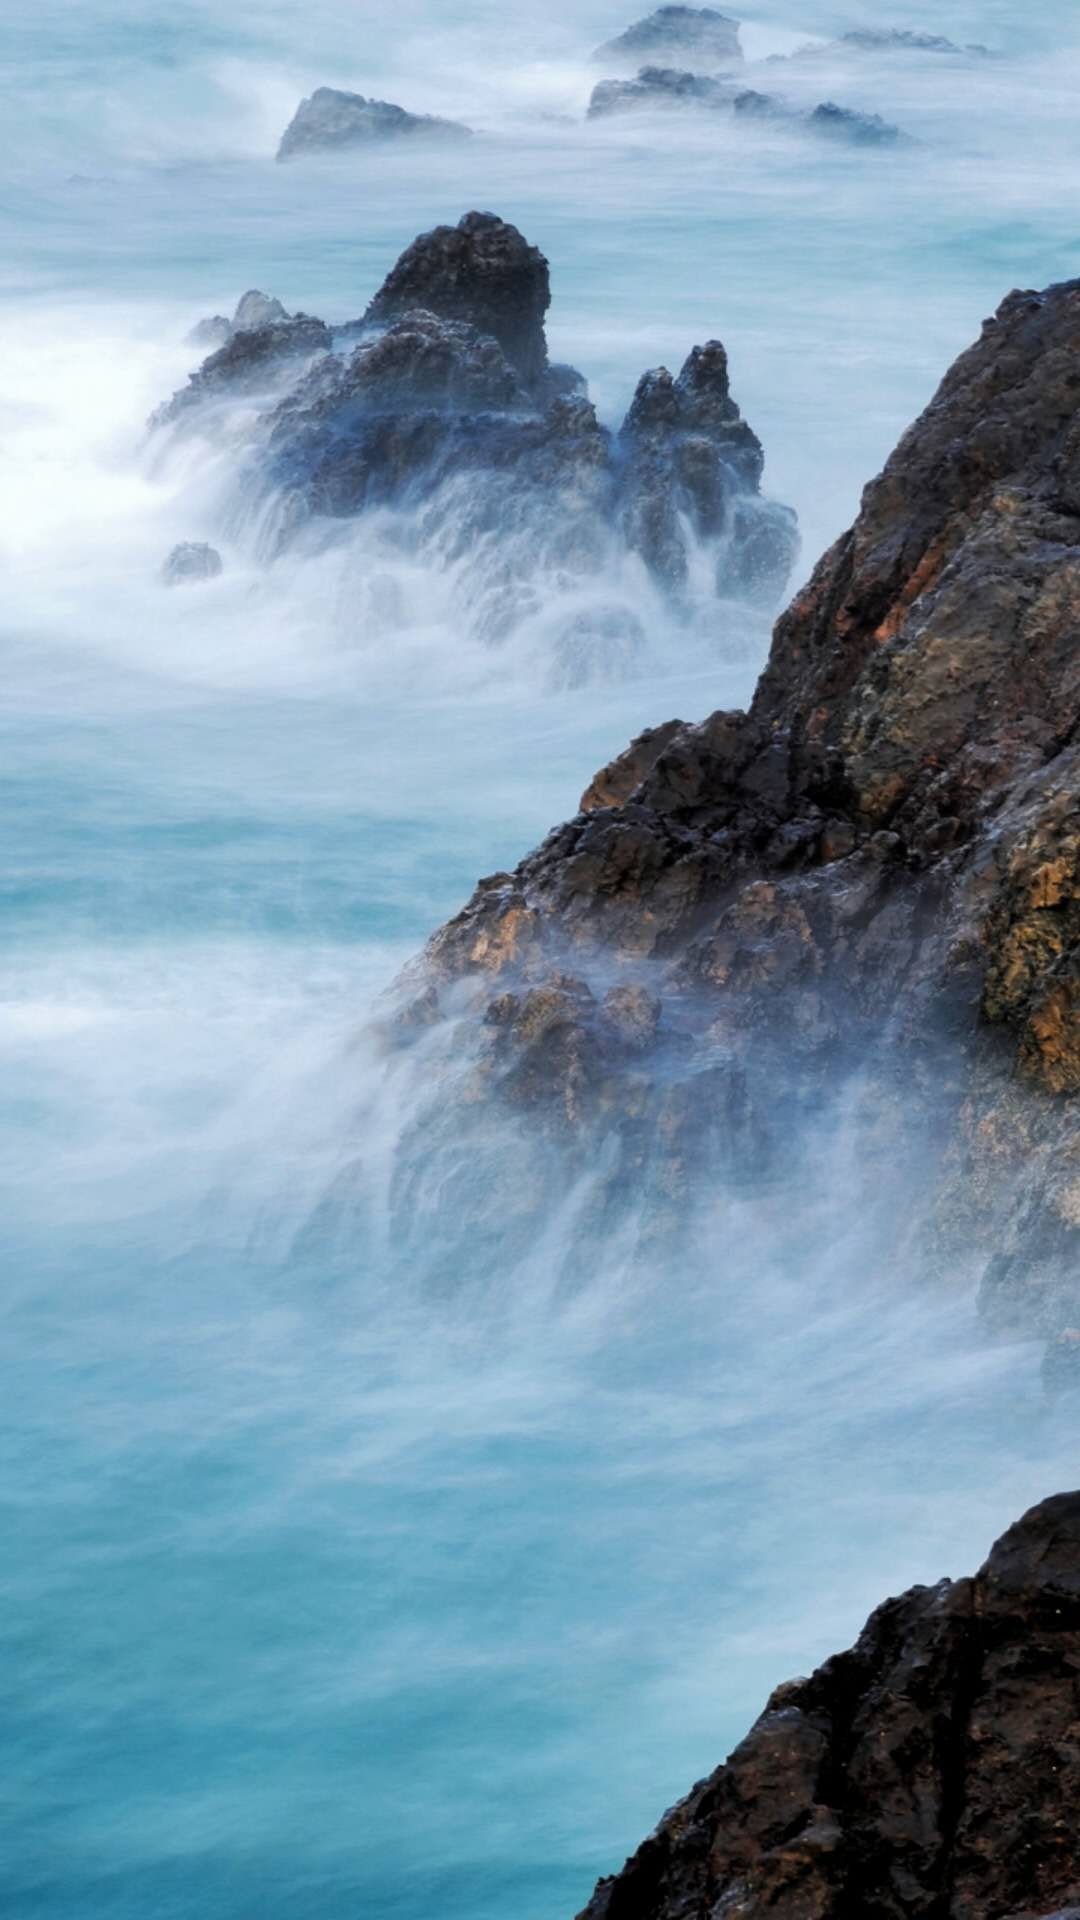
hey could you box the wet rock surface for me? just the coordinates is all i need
[574,1492,1080,1920]
[276,86,471,160]
[362,210,550,387]
[413,278,1080,1342]
[150,212,795,641]
[593,7,743,71]
[154,312,331,425]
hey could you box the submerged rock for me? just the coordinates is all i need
[592,7,743,71]
[575,1492,1080,1920]
[151,211,795,642]
[277,87,471,161]
[409,276,1080,1345]
[161,541,223,584]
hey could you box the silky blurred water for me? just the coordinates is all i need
[4,4,1080,1916]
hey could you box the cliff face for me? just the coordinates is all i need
[574,1492,1080,1920]
[406,281,1080,1352]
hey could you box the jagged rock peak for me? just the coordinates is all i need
[363,211,551,387]
[575,1492,1080,1920]
[277,86,471,161]
[593,7,743,70]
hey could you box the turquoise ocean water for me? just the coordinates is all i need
[4,4,1080,1914]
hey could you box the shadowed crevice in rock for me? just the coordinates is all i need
[574,1493,1080,1920]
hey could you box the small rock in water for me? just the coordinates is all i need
[277,87,472,161]
[161,542,223,585]
[808,100,908,145]
[592,6,743,70]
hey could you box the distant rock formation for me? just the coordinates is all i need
[403,278,1080,1346]
[593,6,743,71]
[807,100,907,145]
[150,212,796,648]
[588,65,907,143]
[575,1492,1080,1920]
[276,87,471,161]
[161,541,223,584]
[783,26,993,60]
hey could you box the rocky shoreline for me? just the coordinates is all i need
[400,277,1080,1364]
[574,1491,1080,1920]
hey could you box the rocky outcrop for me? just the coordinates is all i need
[150,213,796,648]
[617,341,797,599]
[362,210,550,388]
[403,278,1080,1340]
[154,311,331,425]
[276,87,471,161]
[588,66,907,144]
[161,541,223,584]
[574,1492,1080,1920]
[593,7,743,71]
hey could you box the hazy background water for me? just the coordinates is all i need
[4,4,1080,1916]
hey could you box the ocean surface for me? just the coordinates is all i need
[4,4,1080,1915]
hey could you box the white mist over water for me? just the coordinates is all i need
[5,4,1080,1916]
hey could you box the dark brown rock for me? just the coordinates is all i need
[575,1493,1080,1920]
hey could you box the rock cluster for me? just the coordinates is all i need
[151,212,796,642]
[408,278,1080,1345]
[276,86,471,161]
[575,1492,1080,1920]
[588,65,907,144]
[592,7,743,71]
